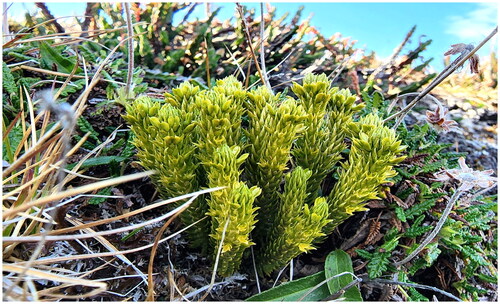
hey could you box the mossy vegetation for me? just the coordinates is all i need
[124,74,406,276]
[2,2,496,301]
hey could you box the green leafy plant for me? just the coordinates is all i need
[244,85,308,238]
[441,199,497,301]
[325,113,406,233]
[4,3,497,302]
[351,103,497,300]
[357,228,400,279]
[246,270,331,301]
[292,74,363,203]
[325,250,363,301]
[204,145,261,276]
[246,250,362,301]
[124,74,406,276]
[257,167,330,275]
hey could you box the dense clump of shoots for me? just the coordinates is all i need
[125,74,407,276]
[326,113,406,233]
[257,167,330,275]
[244,86,308,239]
[204,145,260,276]
[122,97,211,249]
[125,77,260,273]
[293,73,364,202]
[193,77,249,256]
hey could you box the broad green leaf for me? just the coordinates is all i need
[39,41,81,74]
[324,250,363,301]
[245,271,330,301]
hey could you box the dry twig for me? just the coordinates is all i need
[35,2,65,33]
[236,3,270,90]
[394,190,464,266]
[385,26,498,128]
[259,3,272,90]
[367,278,462,301]
[124,2,134,95]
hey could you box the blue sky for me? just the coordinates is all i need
[7,2,498,70]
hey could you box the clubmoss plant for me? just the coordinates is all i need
[257,166,330,275]
[292,74,364,202]
[325,113,406,233]
[122,97,211,249]
[203,144,260,276]
[244,86,308,239]
[195,77,246,163]
[124,74,406,276]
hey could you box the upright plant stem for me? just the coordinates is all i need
[204,37,211,87]
[124,2,134,95]
[236,3,270,90]
[80,3,95,36]
[35,2,65,33]
[3,3,11,43]
[259,3,272,90]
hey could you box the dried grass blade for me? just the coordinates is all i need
[2,128,63,178]
[65,215,149,286]
[2,111,23,141]
[236,3,268,89]
[2,158,45,185]
[2,158,65,200]
[4,192,201,243]
[47,186,223,236]
[2,171,154,219]
[199,216,230,301]
[3,263,107,299]
[27,217,207,266]
[146,196,194,300]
